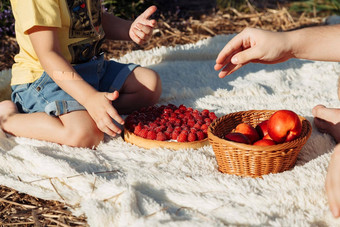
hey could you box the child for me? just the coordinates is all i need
[214,25,340,218]
[0,1,162,148]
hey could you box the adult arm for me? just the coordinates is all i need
[215,24,340,78]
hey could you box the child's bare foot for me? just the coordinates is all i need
[312,104,340,143]
[0,100,18,138]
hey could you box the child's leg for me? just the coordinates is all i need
[114,67,162,114]
[312,104,340,143]
[0,100,103,148]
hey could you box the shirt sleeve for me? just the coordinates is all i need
[16,0,62,34]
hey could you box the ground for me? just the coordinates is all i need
[0,6,325,226]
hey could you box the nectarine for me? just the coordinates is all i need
[225,132,251,144]
[267,110,302,143]
[234,123,260,143]
[255,120,269,139]
[253,139,277,146]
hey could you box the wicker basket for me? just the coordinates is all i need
[208,110,312,178]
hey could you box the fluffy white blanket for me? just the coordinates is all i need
[1,34,340,226]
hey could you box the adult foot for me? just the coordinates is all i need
[312,104,340,143]
[0,100,18,138]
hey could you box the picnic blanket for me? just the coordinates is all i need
[1,34,340,226]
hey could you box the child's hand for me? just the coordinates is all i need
[326,144,340,218]
[129,5,157,45]
[214,28,292,78]
[83,91,124,137]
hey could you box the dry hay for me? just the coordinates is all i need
[0,6,325,226]
[0,185,88,226]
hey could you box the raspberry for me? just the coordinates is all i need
[138,128,148,138]
[164,131,171,140]
[188,132,197,142]
[171,130,180,140]
[190,128,197,134]
[204,118,212,124]
[201,124,208,131]
[149,122,158,129]
[209,112,217,120]
[187,107,193,112]
[179,104,187,111]
[196,131,206,140]
[202,109,209,116]
[174,109,182,115]
[187,119,195,127]
[193,123,201,130]
[147,130,157,140]
[163,108,173,114]
[177,131,188,142]
[134,123,143,135]
[166,125,174,133]
[156,132,167,141]
[174,126,182,132]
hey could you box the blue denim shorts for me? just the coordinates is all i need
[11,55,139,116]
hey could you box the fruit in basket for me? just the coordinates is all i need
[225,132,251,144]
[267,110,302,143]
[253,139,277,146]
[263,133,273,140]
[255,120,269,138]
[234,123,260,143]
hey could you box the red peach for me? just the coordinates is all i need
[234,123,260,143]
[255,120,269,139]
[267,110,302,143]
[225,132,251,144]
[253,139,277,146]
[263,133,273,140]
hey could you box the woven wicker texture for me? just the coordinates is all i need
[208,110,312,178]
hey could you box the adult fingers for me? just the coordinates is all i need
[215,34,245,67]
[231,45,262,65]
[218,63,244,78]
[214,46,242,71]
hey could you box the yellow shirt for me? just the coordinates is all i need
[10,0,105,85]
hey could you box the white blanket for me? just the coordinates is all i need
[1,34,340,226]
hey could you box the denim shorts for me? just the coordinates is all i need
[11,54,139,116]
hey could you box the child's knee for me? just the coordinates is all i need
[148,69,162,104]
[66,126,104,148]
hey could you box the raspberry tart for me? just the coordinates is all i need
[124,104,217,150]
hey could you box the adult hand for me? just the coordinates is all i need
[83,91,124,137]
[326,144,340,218]
[129,5,157,45]
[214,27,293,78]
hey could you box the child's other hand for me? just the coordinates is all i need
[129,5,157,45]
[214,28,292,78]
[326,144,340,218]
[83,91,124,137]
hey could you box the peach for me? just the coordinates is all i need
[255,120,269,139]
[253,139,277,146]
[234,123,260,143]
[267,110,302,143]
[225,132,251,144]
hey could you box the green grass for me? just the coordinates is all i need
[288,0,340,16]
